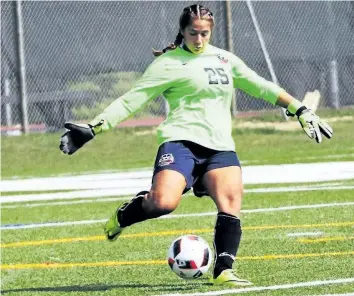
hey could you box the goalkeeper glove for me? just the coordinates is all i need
[59,121,103,155]
[286,101,333,143]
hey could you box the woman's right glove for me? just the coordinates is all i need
[59,121,102,155]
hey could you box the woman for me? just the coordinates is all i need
[60,4,332,286]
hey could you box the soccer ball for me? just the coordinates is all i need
[167,235,212,279]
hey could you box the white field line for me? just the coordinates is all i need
[5,154,354,180]
[2,162,354,192]
[0,197,132,209]
[299,153,354,161]
[1,219,107,230]
[2,201,354,230]
[0,187,147,203]
[247,185,354,193]
[287,232,323,237]
[307,293,354,296]
[155,277,354,296]
[242,154,354,164]
[1,184,354,204]
[1,184,351,209]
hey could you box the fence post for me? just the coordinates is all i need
[246,0,288,120]
[224,0,237,117]
[160,4,170,118]
[225,0,234,54]
[326,2,340,109]
[13,0,29,134]
[2,59,13,132]
[330,60,339,109]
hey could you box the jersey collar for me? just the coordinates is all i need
[180,43,210,55]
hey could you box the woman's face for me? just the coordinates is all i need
[182,19,212,54]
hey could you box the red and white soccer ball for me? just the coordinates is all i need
[167,235,212,279]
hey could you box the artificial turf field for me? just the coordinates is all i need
[1,113,354,295]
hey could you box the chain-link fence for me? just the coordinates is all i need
[232,1,354,113]
[1,1,354,133]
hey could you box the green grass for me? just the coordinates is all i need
[2,115,354,179]
[1,188,354,295]
[235,106,354,122]
[4,179,353,197]
[2,188,354,226]
[1,110,353,295]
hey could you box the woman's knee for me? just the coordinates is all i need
[142,190,180,217]
[217,188,243,215]
[226,190,243,207]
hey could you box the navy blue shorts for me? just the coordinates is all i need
[152,140,241,197]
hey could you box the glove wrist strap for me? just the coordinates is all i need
[89,123,101,136]
[286,99,306,117]
[89,119,111,135]
[294,106,308,117]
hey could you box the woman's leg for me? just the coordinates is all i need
[105,141,195,241]
[143,169,186,217]
[203,166,251,285]
[104,169,186,240]
[205,165,243,217]
[118,169,186,226]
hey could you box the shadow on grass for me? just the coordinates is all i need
[1,279,211,294]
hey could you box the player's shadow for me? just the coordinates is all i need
[1,280,211,294]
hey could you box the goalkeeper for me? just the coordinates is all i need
[59,4,332,287]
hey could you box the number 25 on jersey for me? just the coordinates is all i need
[204,68,229,85]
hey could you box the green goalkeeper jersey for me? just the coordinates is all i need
[90,44,284,151]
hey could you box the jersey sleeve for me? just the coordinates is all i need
[230,54,284,105]
[89,57,173,132]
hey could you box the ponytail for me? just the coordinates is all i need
[152,32,184,57]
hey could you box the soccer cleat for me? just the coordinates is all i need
[210,269,253,286]
[104,208,124,241]
[104,191,149,241]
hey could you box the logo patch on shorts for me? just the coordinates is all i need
[158,153,174,167]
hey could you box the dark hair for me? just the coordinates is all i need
[152,4,214,56]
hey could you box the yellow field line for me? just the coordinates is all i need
[245,221,354,230]
[298,236,354,243]
[2,221,353,248]
[0,229,212,248]
[239,251,354,260]
[2,251,354,270]
[0,260,166,270]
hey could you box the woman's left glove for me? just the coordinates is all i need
[287,106,333,143]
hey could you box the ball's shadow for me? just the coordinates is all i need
[1,278,211,294]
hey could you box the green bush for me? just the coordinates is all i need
[69,72,142,120]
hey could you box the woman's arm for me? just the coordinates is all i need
[89,59,173,134]
[275,91,298,109]
[277,91,333,143]
[60,57,174,155]
[230,55,333,143]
